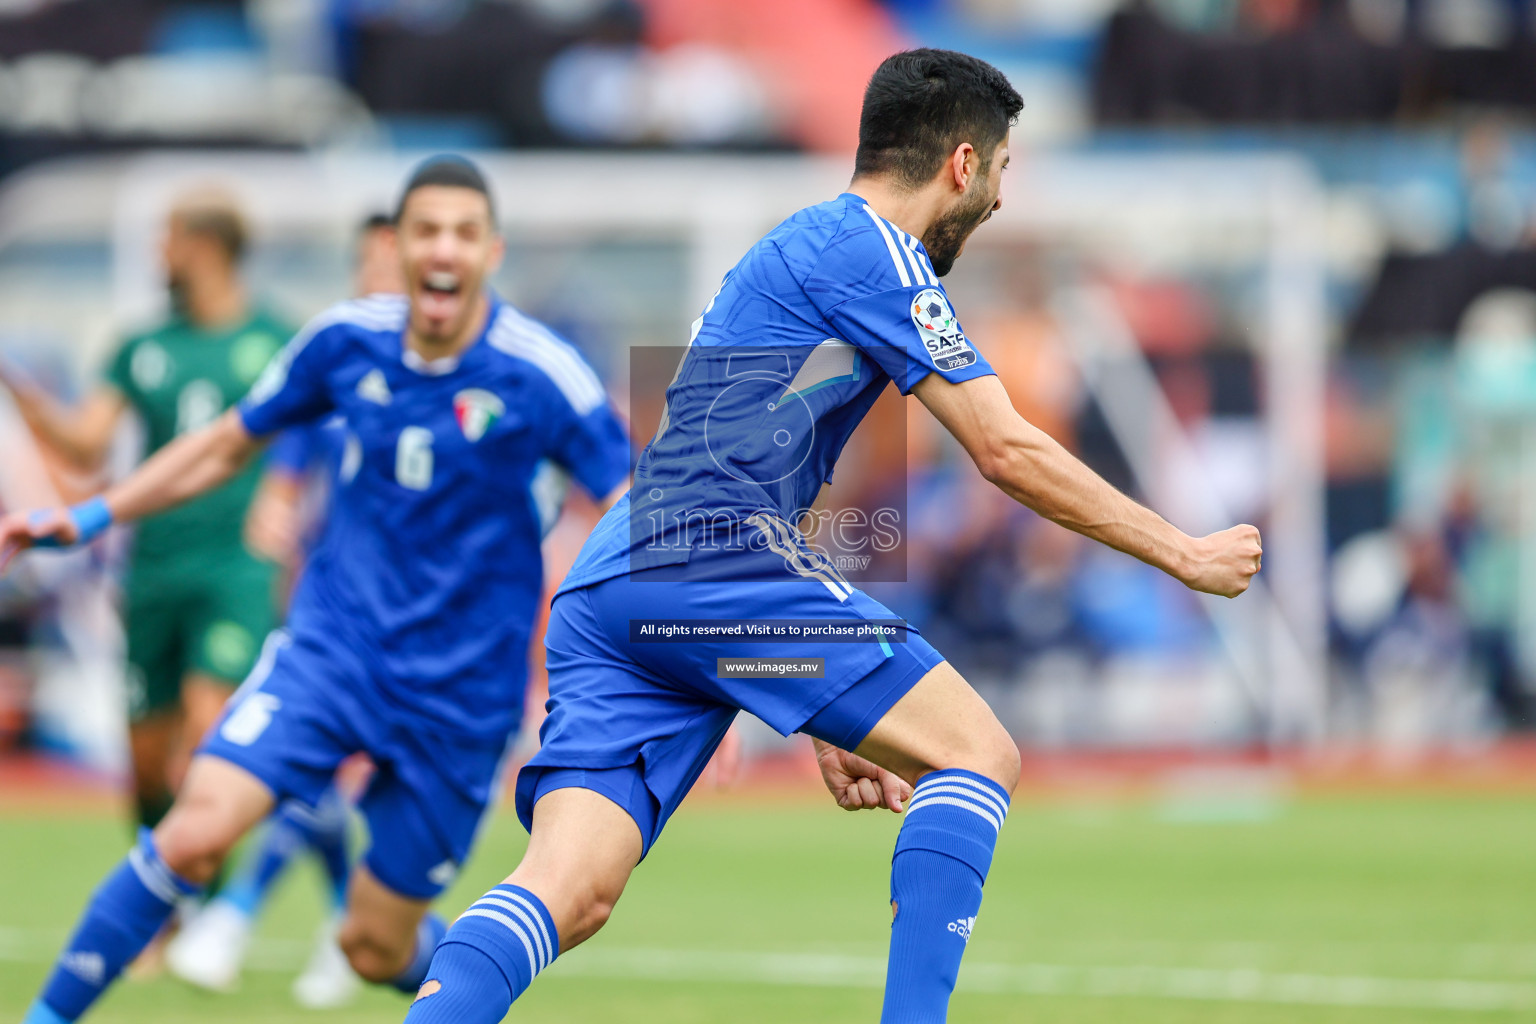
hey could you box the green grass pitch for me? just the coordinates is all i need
[2,788,1534,1022]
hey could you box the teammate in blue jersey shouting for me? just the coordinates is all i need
[3,156,631,1024]
[402,51,1262,1024]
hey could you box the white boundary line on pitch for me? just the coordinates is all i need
[549,948,1536,1013]
[2,930,1534,1013]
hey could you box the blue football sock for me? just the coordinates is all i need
[390,913,447,993]
[222,791,352,918]
[881,769,1010,1024]
[220,815,304,918]
[403,885,558,1023]
[306,788,353,910]
[26,829,201,1022]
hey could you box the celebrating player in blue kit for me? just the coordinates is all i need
[3,156,631,1024]
[404,50,1262,1024]
[163,211,407,1007]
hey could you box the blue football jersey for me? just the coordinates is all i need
[268,417,346,479]
[239,293,631,740]
[268,410,570,553]
[561,191,995,593]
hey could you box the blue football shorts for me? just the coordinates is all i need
[200,630,513,900]
[515,569,944,856]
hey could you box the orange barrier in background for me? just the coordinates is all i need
[637,0,907,152]
[6,739,1535,817]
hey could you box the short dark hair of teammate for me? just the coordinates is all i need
[853,49,1023,190]
[354,212,404,296]
[393,155,496,226]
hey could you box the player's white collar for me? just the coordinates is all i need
[399,294,500,376]
[402,348,461,376]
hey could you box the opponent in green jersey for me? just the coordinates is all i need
[0,191,286,832]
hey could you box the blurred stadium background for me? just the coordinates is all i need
[2,0,1536,1021]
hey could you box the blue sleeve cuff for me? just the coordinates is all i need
[265,427,313,476]
[236,401,269,438]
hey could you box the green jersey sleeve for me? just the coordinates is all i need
[102,336,138,402]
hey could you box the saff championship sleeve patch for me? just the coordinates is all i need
[910,288,977,371]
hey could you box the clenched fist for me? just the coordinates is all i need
[813,740,911,813]
[1179,524,1262,598]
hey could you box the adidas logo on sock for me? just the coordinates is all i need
[61,950,105,985]
[946,917,976,941]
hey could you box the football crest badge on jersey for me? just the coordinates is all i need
[910,288,977,371]
[453,388,504,442]
[130,340,171,391]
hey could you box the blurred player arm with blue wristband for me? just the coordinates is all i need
[0,407,263,569]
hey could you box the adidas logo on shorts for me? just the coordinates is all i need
[427,860,458,887]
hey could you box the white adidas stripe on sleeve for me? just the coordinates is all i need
[902,232,940,286]
[861,204,913,288]
[490,311,607,415]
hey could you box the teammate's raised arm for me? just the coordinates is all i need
[0,408,262,570]
[104,409,263,526]
[914,371,1261,597]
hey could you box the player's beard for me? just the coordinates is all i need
[922,173,995,278]
[166,270,190,317]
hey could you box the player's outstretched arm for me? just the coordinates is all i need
[0,361,126,470]
[0,408,261,571]
[812,738,911,813]
[913,373,1261,598]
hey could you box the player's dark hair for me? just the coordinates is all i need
[359,211,394,234]
[854,49,1023,189]
[394,155,497,225]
